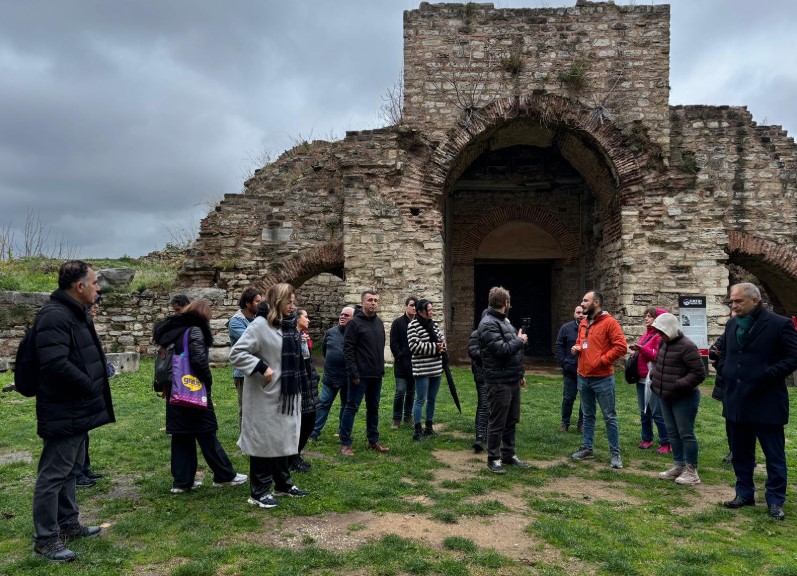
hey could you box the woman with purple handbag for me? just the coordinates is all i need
[152,300,247,493]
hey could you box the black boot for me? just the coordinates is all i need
[424,421,437,437]
[413,423,424,441]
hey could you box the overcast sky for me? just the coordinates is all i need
[1,0,795,258]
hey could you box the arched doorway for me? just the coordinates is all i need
[447,143,589,359]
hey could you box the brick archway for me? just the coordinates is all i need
[256,241,344,291]
[419,93,660,205]
[453,205,579,265]
[727,231,797,313]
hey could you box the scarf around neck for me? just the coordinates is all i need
[276,312,305,415]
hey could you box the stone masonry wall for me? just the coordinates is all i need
[618,105,797,345]
[403,2,671,154]
[0,289,246,368]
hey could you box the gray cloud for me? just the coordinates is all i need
[1,0,794,257]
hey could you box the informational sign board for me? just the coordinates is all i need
[678,295,708,354]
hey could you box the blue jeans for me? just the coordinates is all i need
[561,372,583,427]
[413,374,442,424]
[578,375,621,456]
[658,389,700,467]
[636,382,669,444]
[392,376,415,421]
[339,378,382,447]
[311,382,348,439]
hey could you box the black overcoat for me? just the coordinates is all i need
[719,306,797,426]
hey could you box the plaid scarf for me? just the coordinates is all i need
[277,312,305,415]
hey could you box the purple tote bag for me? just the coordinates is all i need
[168,328,208,410]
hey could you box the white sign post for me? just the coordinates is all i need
[679,295,709,371]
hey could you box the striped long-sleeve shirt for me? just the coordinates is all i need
[407,318,444,377]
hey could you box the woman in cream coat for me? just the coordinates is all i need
[229,283,308,508]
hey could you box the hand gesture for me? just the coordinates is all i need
[518,328,528,344]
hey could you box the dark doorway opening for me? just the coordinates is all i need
[473,260,552,357]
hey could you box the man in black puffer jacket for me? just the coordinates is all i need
[477,286,528,474]
[32,261,115,562]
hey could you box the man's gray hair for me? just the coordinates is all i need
[732,282,761,300]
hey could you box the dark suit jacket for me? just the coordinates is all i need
[719,305,797,426]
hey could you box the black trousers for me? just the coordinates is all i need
[33,433,86,543]
[728,420,787,506]
[170,432,236,489]
[486,381,521,462]
[292,410,317,465]
[249,456,294,499]
[473,373,489,444]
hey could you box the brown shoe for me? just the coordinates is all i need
[340,445,354,457]
[391,419,400,430]
[559,423,569,432]
[369,443,390,453]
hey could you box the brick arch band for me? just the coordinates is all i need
[727,231,797,280]
[421,93,659,203]
[453,205,579,265]
[256,241,344,291]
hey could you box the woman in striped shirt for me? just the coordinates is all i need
[407,299,446,441]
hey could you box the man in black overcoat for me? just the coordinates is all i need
[719,282,797,520]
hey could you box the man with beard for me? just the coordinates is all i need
[228,286,263,428]
[477,286,528,474]
[570,290,627,469]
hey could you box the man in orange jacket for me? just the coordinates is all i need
[570,290,627,469]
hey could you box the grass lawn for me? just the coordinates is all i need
[0,363,795,575]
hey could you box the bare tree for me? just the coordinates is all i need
[379,71,404,127]
[430,42,502,129]
[23,209,51,257]
[240,144,274,190]
[0,220,14,261]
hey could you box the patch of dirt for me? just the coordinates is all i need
[544,477,644,504]
[430,449,483,482]
[0,450,33,465]
[245,510,594,572]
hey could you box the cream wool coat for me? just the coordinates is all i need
[229,316,301,457]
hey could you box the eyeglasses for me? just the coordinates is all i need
[340,313,352,317]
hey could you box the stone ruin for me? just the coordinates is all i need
[175,1,797,362]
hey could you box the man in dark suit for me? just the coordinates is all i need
[719,282,797,520]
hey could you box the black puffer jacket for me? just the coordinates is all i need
[35,290,116,439]
[477,308,525,386]
[344,307,385,380]
[649,334,705,401]
[153,313,218,435]
[468,329,483,382]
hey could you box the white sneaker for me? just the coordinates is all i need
[170,480,202,494]
[247,494,279,509]
[213,473,248,487]
[674,465,701,485]
[658,465,685,481]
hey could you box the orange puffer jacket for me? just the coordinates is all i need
[576,312,627,378]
